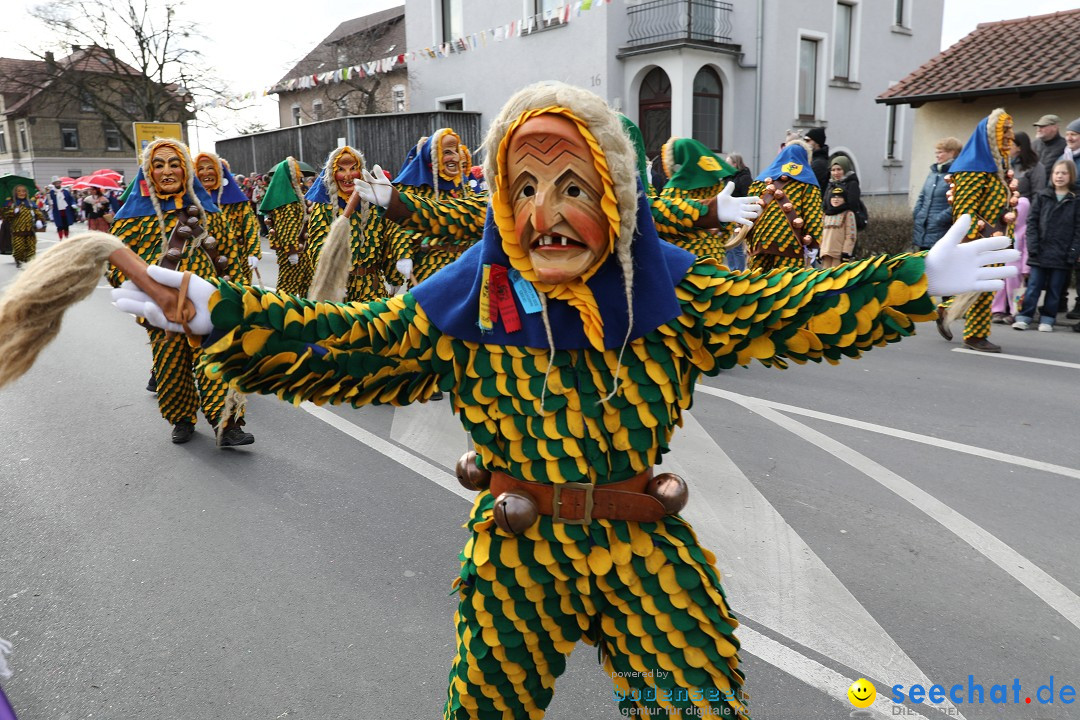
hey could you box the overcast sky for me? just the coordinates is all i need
[2,0,1076,152]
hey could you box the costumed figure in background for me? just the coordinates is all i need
[260,157,314,296]
[935,108,1018,353]
[305,145,407,302]
[195,152,262,285]
[46,179,77,240]
[81,83,1021,719]
[744,142,823,272]
[389,128,479,285]
[0,184,46,268]
[651,137,740,260]
[106,138,254,447]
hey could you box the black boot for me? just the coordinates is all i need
[146,371,157,393]
[171,421,195,444]
[217,423,254,447]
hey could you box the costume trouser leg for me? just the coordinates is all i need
[11,233,36,263]
[276,255,312,297]
[749,253,803,273]
[444,511,748,720]
[147,327,239,426]
[962,292,993,340]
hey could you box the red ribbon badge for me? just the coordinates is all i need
[488,264,521,333]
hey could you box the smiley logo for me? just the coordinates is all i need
[847,678,876,708]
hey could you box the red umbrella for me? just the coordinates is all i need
[57,176,76,187]
[87,173,122,190]
[92,169,123,180]
[71,176,95,190]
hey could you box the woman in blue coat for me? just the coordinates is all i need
[911,137,961,250]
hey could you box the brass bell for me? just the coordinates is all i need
[186,206,199,216]
[1003,212,1016,224]
[455,450,491,491]
[793,217,804,228]
[186,216,200,227]
[493,491,538,534]
[781,202,793,212]
[176,224,193,237]
[165,247,181,260]
[216,256,229,267]
[203,236,217,249]
[774,190,786,200]
[645,472,689,515]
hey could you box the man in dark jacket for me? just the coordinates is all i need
[1033,115,1066,177]
[45,178,77,240]
[803,127,830,188]
[912,137,961,250]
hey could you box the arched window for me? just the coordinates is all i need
[638,67,671,158]
[692,66,723,152]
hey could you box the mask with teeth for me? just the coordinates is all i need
[505,114,612,285]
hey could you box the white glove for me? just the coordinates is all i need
[357,164,393,208]
[924,215,1020,296]
[715,182,761,227]
[35,220,44,230]
[248,255,259,269]
[396,258,414,279]
[111,265,215,336]
[287,253,299,265]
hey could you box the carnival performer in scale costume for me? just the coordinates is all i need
[651,137,739,259]
[0,83,1018,719]
[260,157,314,296]
[195,152,262,285]
[935,108,1018,353]
[304,145,407,302]
[1,183,46,268]
[106,139,254,447]
[745,142,824,272]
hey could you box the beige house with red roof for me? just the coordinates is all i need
[878,9,1080,202]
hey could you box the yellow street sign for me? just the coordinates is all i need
[132,122,185,154]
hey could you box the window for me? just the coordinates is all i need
[834,3,853,80]
[80,91,95,112]
[886,104,899,160]
[638,67,671,158]
[291,104,301,126]
[798,38,819,119]
[533,0,565,28]
[392,85,406,113]
[104,126,122,151]
[0,125,6,154]
[17,121,28,151]
[893,0,905,27]
[61,125,80,150]
[67,168,82,178]
[440,97,464,111]
[691,67,723,152]
[441,0,463,42]
[313,100,324,121]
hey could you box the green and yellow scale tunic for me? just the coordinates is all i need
[651,185,735,260]
[306,203,409,302]
[0,202,46,263]
[746,179,823,273]
[938,171,1012,340]
[394,184,482,283]
[217,200,261,285]
[109,210,238,427]
[199,252,935,720]
[267,202,312,296]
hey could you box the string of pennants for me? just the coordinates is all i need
[197,0,612,110]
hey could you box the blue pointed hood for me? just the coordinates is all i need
[212,164,250,206]
[950,116,1001,174]
[392,131,465,192]
[756,144,818,186]
[411,180,696,350]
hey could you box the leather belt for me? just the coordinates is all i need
[489,469,666,525]
[352,265,379,277]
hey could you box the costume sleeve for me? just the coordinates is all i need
[268,202,305,254]
[394,191,487,242]
[367,212,412,286]
[650,192,712,238]
[107,215,163,287]
[200,286,451,406]
[305,203,334,265]
[667,255,936,373]
[240,202,261,260]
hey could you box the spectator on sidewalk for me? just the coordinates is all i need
[1010,130,1047,200]
[723,153,752,271]
[912,137,961,251]
[45,178,77,240]
[803,127,830,188]
[1033,114,1066,176]
[1012,160,1080,333]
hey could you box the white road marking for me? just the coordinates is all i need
[669,413,962,716]
[302,400,955,716]
[695,385,1080,481]
[951,347,1080,370]
[390,399,469,470]
[739,401,1080,634]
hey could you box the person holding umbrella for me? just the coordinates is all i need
[82,186,113,232]
[0,182,47,268]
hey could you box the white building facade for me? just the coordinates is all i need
[404,0,943,199]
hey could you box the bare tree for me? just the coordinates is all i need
[16,0,232,150]
[317,21,403,118]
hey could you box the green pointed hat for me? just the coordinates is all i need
[619,114,650,192]
[660,137,735,191]
[259,157,305,213]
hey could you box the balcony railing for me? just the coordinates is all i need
[626,0,734,47]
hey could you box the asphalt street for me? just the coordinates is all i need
[1,227,1079,720]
